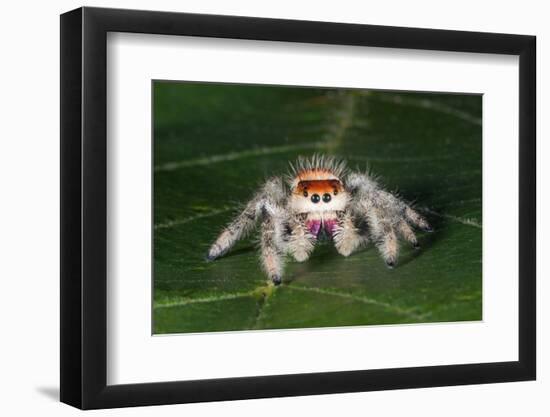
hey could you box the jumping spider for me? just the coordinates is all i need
[207,155,432,285]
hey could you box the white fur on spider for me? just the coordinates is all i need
[206,155,432,285]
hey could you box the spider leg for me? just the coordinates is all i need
[346,171,432,267]
[366,208,399,267]
[206,177,286,261]
[287,215,316,262]
[260,211,287,285]
[333,212,368,257]
[397,220,420,249]
[404,206,432,232]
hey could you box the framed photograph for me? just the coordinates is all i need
[60,6,536,409]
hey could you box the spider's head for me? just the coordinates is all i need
[290,178,348,213]
[288,155,349,213]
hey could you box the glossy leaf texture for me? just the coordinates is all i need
[153,82,482,334]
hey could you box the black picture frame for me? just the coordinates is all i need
[60,6,536,410]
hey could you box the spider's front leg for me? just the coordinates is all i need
[287,214,316,262]
[333,211,368,257]
[206,177,286,261]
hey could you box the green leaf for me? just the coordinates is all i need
[153,82,482,334]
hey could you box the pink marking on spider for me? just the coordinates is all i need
[324,219,338,236]
[306,219,338,238]
[306,219,321,237]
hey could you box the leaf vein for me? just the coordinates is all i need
[154,206,234,230]
[420,207,482,229]
[288,286,430,321]
[369,93,482,126]
[154,292,253,309]
[154,141,326,172]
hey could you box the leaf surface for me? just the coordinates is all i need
[153,83,482,334]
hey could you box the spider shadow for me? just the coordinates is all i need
[378,165,479,270]
[281,203,449,285]
[395,185,448,268]
[282,242,350,286]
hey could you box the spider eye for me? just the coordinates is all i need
[303,190,308,197]
[333,189,338,195]
[311,194,320,204]
[322,193,332,203]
